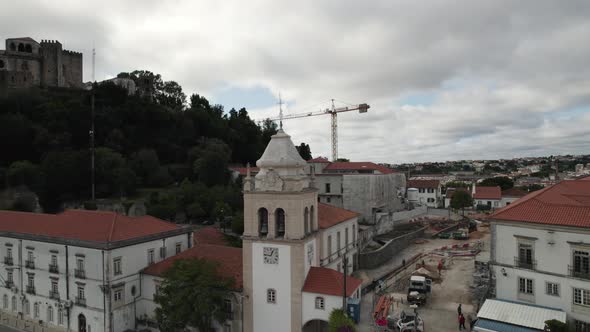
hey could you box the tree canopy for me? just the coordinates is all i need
[328,308,356,332]
[479,176,514,190]
[450,190,473,214]
[155,258,234,332]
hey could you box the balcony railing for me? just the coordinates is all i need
[569,265,590,280]
[4,281,14,289]
[4,257,13,266]
[75,297,86,307]
[49,291,60,300]
[49,264,59,273]
[26,285,35,295]
[74,269,86,279]
[514,257,536,270]
[25,260,35,269]
[224,311,233,321]
[320,242,357,266]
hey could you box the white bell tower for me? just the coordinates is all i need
[242,129,319,332]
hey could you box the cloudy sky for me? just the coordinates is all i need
[2,0,590,163]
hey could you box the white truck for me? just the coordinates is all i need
[406,275,432,305]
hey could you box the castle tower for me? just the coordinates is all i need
[242,129,319,332]
[40,40,63,87]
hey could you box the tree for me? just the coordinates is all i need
[130,149,161,186]
[155,259,234,332]
[231,212,244,235]
[157,81,186,111]
[480,176,514,190]
[260,118,278,146]
[192,140,232,186]
[6,160,42,190]
[450,190,473,216]
[296,142,312,160]
[544,319,568,332]
[328,308,356,332]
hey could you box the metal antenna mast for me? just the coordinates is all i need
[90,47,96,201]
[278,92,284,129]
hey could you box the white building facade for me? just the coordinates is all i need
[490,178,590,331]
[0,210,192,332]
[407,179,442,208]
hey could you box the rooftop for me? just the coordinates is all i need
[502,188,528,197]
[193,227,227,246]
[302,266,362,297]
[407,179,440,189]
[473,186,502,200]
[318,203,359,229]
[142,244,243,289]
[323,162,396,175]
[307,157,330,163]
[0,209,186,248]
[476,299,565,331]
[490,178,590,228]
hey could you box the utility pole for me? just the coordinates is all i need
[90,47,96,201]
[342,255,348,311]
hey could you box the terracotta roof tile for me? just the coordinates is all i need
[490,179,590,228]
[408,179,440,189]
[0,209,181,243]
[473,186,502,200]
[318,203,358,229]
[142,244,243,289]
[501,188,528,197]
[324,162,397,174]
[307,157,330,163]
[193,227,227,246]
[302,267,362,296]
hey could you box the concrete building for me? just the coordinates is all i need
[306,158,405,223]
[0,209,192,332]
[0,37,83,93]
[241,130,362,332]
[489,177,590,329]
[407,179,442,208]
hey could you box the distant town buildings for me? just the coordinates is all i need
[0,37,83,93]
[488,177,590,329]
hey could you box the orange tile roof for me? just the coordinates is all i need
[0,209,183,245]
[302,267,362,296]
[193,227,227,246]
[324,162,397,174]
[143,244,243,289]
[318,203,358,229]
[473,186,502,200]
[308,157,330,163]
[490,179,590,228]
[501,188,528,197]
[408,179,440,189]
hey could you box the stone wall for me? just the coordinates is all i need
[0,311,65,332]
[358,225,426,270]
[62,50,83,88]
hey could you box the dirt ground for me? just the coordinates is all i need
[357,226,490,331]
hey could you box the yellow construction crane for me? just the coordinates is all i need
[267,99,370,161]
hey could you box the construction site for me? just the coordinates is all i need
[354,215,492,332]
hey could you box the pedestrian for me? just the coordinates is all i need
[402,259,406,267]
[459,313,466,330]
[457,303,462,316]
[438,260,443,276]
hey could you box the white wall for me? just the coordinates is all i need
[342,173,405,222]
[302,293,342,324]
[319,218,357,274]
[413,187,441,208]
[252,242,292,332]
[493,223,590,324]
[500,197,520,207]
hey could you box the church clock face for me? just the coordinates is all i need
[263,247,279,264]
[307,243,314,266]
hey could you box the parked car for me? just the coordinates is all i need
[406,276,432,305]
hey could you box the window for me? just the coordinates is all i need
[345,227,349,246]
[27,274,34,287]
[574,288,590,306]
[337,231,341,255]
[493,201,499,207]
[21,61,29,70]
[304,207,309,235]
[175,243,182,254]
[34,303,39,318]
[27,250,34,261]
[7,270,13,283]
[275,208,285,238]
[9,42,16,51]
[58,308,64,325]
[546,282,559,296]
[11,296,15,311]
[327,197,331,203]
[76,258,86,278]
[78,285,85,299]
[18,43,24,52]
[427,198,435,203]
[7,248,12,258]
[51,280,58,292]
[48,305,54,323]
[575,320,590,332]
[427,188,434,193]
[223,299,233,320]
[325,183,331,193]
[310,206,315,231]
[328,235,332,256]
[24,300,30,315]
[518,277,534,294]
[573,250,590,276]
[418,188,425,193]
[114,289,123,302]
[352,225,356,244]
[51,254,58,266]
[148,249,155,264]
[113,258,122,275]
[315,297,325,310]
[2,295,7,309]
[258,208,269,237]
[267,289,276,304]
[0,60,4,69]
[518,243,534,267]
[25,44,32,53]
[159,247,166,259]
[76,258,85,271]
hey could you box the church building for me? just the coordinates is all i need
[242,129,362,332]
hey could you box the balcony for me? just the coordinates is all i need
[569,265,590,280]
[25,260,35,269]
[49,290,60,300]
[4,281,14,289]
[49,264,59,273]
[26,285,35,295]
[74,269,86,279]
[514,257,536,270]
[4,257,13,266]
[75,297,86,307]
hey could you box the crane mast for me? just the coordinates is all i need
[267,100,370,161]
